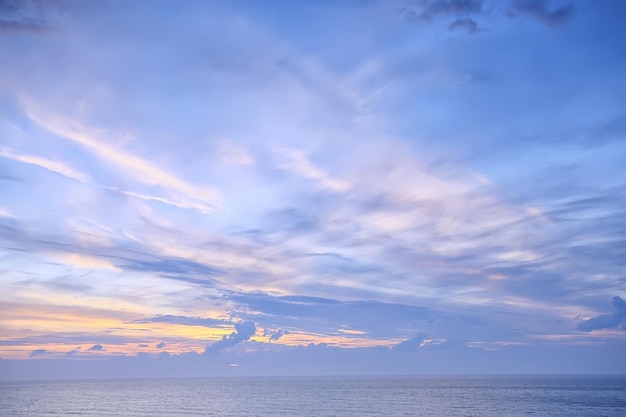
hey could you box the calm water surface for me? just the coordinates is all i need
[1,376,625,417]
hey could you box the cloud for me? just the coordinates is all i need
[400,0,483,31]
[392,333,428,351]
[263,328,289,342]
[30,348,48,357]
[158,274,219,289]
[0,18,50,33]
[88,344,104,351]
[134,315,230,328]
[22,106,221,213]
[418,338,448,349]
[59,253,120,271]
[119,258,221,277]
[0,0,56,34]
[156,342,165,349]
[229,292,434,339]
[401,0,483,21]
[577,296,626,332]
[274,147,351,192]
[448,17,479,34]
[0,147,90,182]
[65,347,82,357]
[511,0,574,26]
[393,334,449,351]
[1,0,624,370]
[205,321,256,353]
[399,0,575,32]
[108,188,214,214]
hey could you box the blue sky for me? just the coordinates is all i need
[1,0,625,379]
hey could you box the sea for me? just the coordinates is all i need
[1,376,625,417]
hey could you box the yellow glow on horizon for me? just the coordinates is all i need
[0,341,208,360]
[0,301,249,360]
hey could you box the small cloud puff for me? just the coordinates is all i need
[263,328,289,342]
[65,347,82,357]
[30,348,48,357]
[88,344,105,351]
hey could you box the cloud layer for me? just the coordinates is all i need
[0,0,624,374]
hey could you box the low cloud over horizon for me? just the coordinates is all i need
[1,0,625,378]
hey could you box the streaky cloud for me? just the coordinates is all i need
[273,147,351,192]
[119,258,221,277]
[22,104,221,213]
[108,187,214,214]
[134,315,231,328]
[0,147,90,182]
[0,0,624,372]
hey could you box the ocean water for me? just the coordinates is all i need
[1,376,625,417]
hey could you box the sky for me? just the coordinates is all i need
[0,0,625,379]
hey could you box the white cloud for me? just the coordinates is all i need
[22,103,221,213]
[0,147,90,183]
[58,253,120,271]
[108,187,213,214]
[274,147,351,192]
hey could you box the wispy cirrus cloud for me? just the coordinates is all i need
[22,103,221,213]
[0,147,89,182]
[134,315,231,328]
[107,187,214,214]
[274,147,351,192]
[0,0,624,372]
